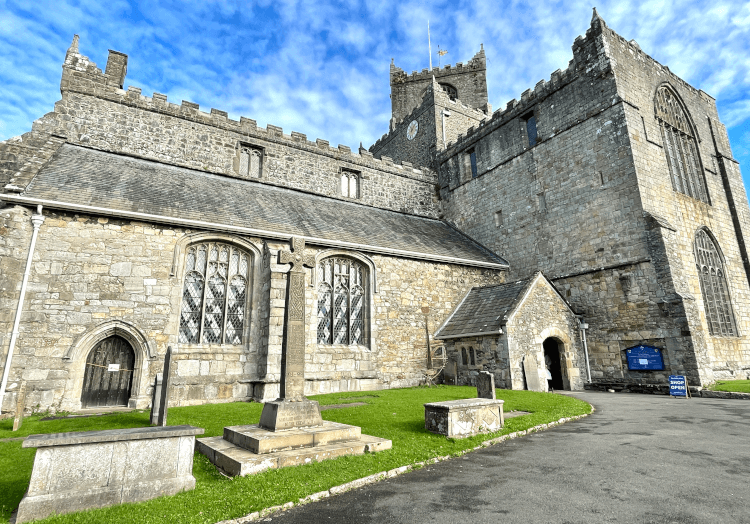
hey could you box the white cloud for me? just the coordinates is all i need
[1,0,749,180]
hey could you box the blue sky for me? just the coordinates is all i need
[2,0,750,187]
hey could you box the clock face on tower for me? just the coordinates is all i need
[406,120,419,140]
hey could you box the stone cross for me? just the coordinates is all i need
[157,346,174,426]
[277,237,315,401]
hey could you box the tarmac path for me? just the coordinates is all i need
[264,391,750,524]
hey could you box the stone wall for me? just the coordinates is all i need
[605,23,750,382]
[0,205,502,413]
[11,41,440,218]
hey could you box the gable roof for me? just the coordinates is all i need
[2,144,508,269]
[434,272,574,339]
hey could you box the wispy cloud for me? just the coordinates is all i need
[1,0,749,186]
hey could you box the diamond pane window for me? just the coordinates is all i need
[178,242,251,344]
[694,229,737,337]
[317,257,367,346]
[655,86,708,203]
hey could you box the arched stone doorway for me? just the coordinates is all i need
[543,338,565,391]
[80,336,135,408]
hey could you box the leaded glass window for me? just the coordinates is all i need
[179,242,250,345]
[695,230,737,337]
[317,257,366,346]
[655,86,708,203]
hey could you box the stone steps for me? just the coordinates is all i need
[196,421,391,476]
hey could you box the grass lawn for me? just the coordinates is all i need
[0,386,590,524]
[708,379,750,393]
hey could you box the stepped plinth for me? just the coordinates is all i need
[197,238,391,476]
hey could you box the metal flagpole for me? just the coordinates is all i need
[428,20,433,71]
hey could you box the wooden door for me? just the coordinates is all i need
[81,336,135,408]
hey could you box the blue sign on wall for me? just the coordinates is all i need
[625,345,664,371]
[669,375,688,397]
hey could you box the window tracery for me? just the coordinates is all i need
[317,257,366,346]
[694,229,737,337]
[340,171,359,198]
[239,147,262,179]
[179,242,250,345]
[655,86,708,203]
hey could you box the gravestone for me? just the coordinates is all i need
[259,237,323,431]
[149,373,163,425]
[443,360,458,385]
[523,353,542,392]
[12,382,27,432]
[476,371,496,399]
[157,346,174,427]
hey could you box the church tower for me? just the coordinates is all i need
[369,48,492,170]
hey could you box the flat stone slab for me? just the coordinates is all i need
[16,425,204,523]
[224,421,361,454]
[424,398,504,438]
[197,432,391,476]
[23,425,204,448]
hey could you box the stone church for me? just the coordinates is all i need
[1,10,749,413]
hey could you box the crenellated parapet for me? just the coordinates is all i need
[53,36,436,186]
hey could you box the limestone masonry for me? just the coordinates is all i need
[1,10,749,414]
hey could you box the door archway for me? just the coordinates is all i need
[543,338,565,390]
[80,336,135,408]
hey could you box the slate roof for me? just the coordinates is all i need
[15,144,507,268]
[435,278,532,339]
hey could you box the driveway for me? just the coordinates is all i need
[264,391,750,523]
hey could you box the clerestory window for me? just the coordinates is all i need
[340,171,360,198]
[317,257,366,346]
[694,229,737,337]
[655,86,708,203]
[239,147,262,179]
[179,242,250,345]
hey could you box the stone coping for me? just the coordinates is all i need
[423,398,505,410]
[22,425,204,448]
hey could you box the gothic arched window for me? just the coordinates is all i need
[655,86,708,203]
[440,83,458,101]
[317,258,366,346]
[239,147,262,179]
[179,242,250,345]
[694,229,737,337]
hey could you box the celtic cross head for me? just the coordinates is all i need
[279,237,315,271]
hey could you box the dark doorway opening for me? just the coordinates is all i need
[81,335,135,408]
[543,338,565,390]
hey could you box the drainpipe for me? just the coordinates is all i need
[0,205,45,414]
[578,317,591,383]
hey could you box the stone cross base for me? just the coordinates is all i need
[197,421,391,477]
[259,399,323,431]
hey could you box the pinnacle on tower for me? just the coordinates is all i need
[67,34,80,56]
[591,7,606,28]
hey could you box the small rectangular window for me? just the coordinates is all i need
[494,210,503,227]
[469,149,478,178]
[524,113,537,147]
[538,192,546,213]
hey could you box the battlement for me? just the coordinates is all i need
[390,47,487,85]
[436,9,612,159]
[57,36,435,183]
[370,78,488,155]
